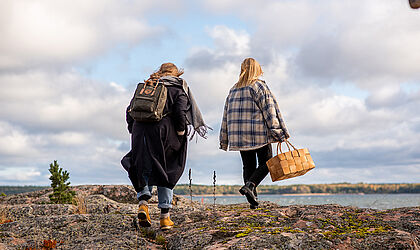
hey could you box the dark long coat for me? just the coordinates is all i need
[123,77,189,191]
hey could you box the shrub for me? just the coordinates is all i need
[73,193,88,214]
[48,160,75,204]
[155,235,166,245]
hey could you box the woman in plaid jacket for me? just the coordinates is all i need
[219,58,290,209]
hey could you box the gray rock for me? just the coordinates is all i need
[0,185,419,249]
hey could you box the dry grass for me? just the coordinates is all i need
[73,193,88,214]
[0,206,13,224]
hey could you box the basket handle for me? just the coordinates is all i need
[277,140,290,154]
[276,140,299,155]
[285,140,298,151]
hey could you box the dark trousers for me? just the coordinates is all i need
[239,144,272,187]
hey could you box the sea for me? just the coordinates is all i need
[189,193,420,210]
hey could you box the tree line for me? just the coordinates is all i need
[1,183,419,196]
[0,186,48,196]
[173,183,420,195]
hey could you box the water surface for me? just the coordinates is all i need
[189,193,420,210]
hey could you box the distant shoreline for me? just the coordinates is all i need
[181,192,420,197]
[174,183,420,196]
[1,183,419,196]
[183,193,360,197]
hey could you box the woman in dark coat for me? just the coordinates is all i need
[124,63,209,230]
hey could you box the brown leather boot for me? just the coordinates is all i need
[160,215,174,230]
[138,204,151,227]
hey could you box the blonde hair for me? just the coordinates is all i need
[145,62,184,84]
[235,58,263,88]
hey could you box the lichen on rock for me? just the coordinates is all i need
[0,185,418,249]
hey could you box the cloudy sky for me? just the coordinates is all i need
[1,0,419,186]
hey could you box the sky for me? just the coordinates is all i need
[1,0,419,186]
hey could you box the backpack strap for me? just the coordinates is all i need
[150,79,160,95]
[139,80,160,95]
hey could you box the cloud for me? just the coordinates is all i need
[0,0,166,71]
[0,122,40,159]
[0,0,183,185]
[0,69,132,185]
[0,167,41,182]
[185,26,250,70]
[365,85,411,109]
[1,0,419,186]
[0,70,130,139]
[181,3,420,183]
[204,0,420,86]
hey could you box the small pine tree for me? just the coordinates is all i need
[48,160,75,204]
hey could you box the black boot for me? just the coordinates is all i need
[250,187,258,209]
[239,182,259,208]
[250,204,258,209]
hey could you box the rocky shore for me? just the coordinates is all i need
[0,185,418,249]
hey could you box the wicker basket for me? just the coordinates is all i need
[266,140,315,181]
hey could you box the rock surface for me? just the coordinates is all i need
[0,185,418,249]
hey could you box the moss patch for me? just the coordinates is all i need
[317,211,392,240]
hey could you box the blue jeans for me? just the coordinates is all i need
[137,185,173,209]
[137,137,173,209]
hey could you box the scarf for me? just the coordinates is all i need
[160,76,211,140]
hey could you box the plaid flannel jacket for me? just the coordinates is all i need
[219,80,289,151]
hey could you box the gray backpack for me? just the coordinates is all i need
[128,80,168,122]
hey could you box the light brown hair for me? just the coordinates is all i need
[235,58,263,88]
[145,62,184,84]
